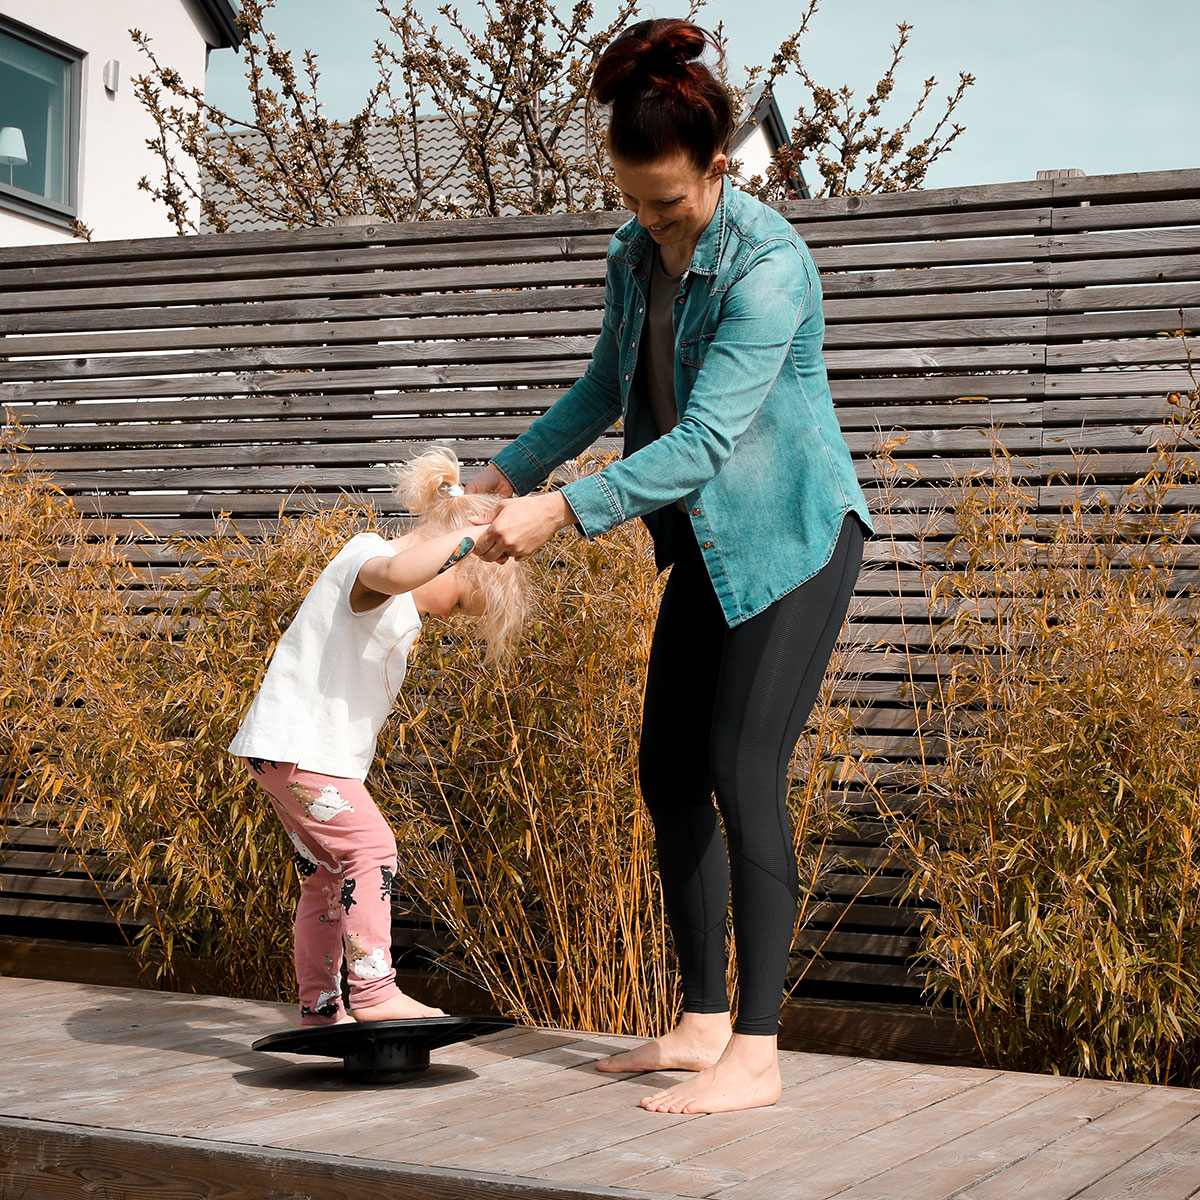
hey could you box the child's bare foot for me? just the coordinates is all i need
[595,1011,732,1074]
[640,1033,782,1114]
[350,992,444,1022]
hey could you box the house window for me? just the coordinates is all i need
[0,19,81,221]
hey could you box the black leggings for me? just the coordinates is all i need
[638,511,864,1035]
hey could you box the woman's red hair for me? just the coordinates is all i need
[590,18,734,171]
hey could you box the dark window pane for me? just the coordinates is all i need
[0,29,72,205]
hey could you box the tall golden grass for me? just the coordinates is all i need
[879,363,1200,1084]
[0,438,851,1036]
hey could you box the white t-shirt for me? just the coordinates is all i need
[228,532,422,780]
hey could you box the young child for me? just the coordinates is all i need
[229,448,526,1027]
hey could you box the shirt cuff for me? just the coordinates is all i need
[561,474,624,539]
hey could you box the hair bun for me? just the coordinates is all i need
[391,446,461,515]
[644,22,706,68]
[590,18,719,106]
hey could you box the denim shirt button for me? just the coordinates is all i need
[692,508,701,516]
[703,541,713,549]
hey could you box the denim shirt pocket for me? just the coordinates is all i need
[679,332,716,370]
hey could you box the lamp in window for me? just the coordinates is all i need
[0,127,28,186]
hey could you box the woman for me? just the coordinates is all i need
[469,18,872,1115]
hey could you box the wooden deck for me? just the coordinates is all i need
[2,979,1200,1199]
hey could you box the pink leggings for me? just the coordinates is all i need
[246,759,402,1025]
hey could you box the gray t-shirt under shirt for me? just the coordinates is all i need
[637,249,683,438]
[635,251,688,514]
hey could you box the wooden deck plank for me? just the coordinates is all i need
[0,1115,675,1200]
[797,1077,1156,1200]
[384,1048,857,1174]
[3,979,1198,1200]
[630,1066,1015,1197]
[1064,1111,1200,1200]
[953,1088,1200,1199]
[694,1071,1070,1200]
[539,1060,995,1192]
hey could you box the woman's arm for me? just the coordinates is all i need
[477,241,810,560]
[562,242,809,537]
[352,526,479,610]
[486,257,625,496]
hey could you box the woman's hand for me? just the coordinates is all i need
[467,462,515,498]
[471,492,576,562]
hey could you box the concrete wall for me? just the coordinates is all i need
[0,0,234,246]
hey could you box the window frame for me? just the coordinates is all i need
[0,16,83,229]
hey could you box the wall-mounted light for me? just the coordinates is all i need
[0,126,28,186]
[103,59,121,94]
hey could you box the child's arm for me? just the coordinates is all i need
[355,525,479,601]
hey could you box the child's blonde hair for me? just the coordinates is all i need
[390,447,528,659]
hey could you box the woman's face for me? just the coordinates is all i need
[611,151,727,262]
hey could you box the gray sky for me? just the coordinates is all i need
[203,0,1199,191]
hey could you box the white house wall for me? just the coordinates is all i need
[0,0,226,245]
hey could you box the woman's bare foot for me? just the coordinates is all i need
[640,1032,782,1114]
[595,1011,732,1074]
[350,992,444,1022]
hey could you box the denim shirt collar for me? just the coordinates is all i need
[612,175,731,277]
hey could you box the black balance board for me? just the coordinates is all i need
[252,1016,515,1081]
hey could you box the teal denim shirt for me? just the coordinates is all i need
[492,178,873,627]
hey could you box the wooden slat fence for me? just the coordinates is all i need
[2,167,1198,1000]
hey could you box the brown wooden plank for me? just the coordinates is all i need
[795,1077,1151,1200]
[1050,168,1200,204]
[1048,228,1200,261]
[0,208,628,269]
[1048,253,1200,289]
[1048,282,1200,314]
[1065,1112,1200,1200]
[775,178,1055,222]
[625,1064,1010,1196]
[0,335,600,383]
[1046,308,1200,340]
[0,286,607,336]
[813,235,1053,273]
[826,315,1049,347]
[0,1115,670,1200]
[0,359,589,402]
[820,262,1052,298]
[0,896,125,922]
[1051,196,1200,234]
[0,259,610,315]
[793,206,1054,248]
[3,340,1047,385]
[1047,338,1195,368]
[0,310,605,359]
[825,289,1051,322]
[1043,369,1197,397]
[4,388,568,427]
[0,231,614,294]
[953,1091,1200,1200]
[695,1072,1065,1200]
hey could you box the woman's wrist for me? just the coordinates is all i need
[548,491,578,533]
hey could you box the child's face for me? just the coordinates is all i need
[413,570,485,619]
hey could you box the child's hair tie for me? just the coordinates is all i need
[446,484,465,497]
